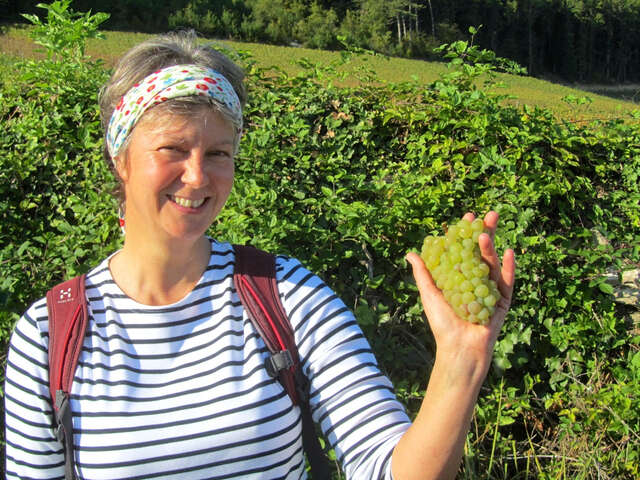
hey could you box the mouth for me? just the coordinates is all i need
[169,195,208,209]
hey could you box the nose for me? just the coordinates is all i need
[181,150,209,187]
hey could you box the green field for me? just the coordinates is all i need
[1,25,638,123]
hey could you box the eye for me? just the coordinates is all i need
[160,145,183,153]
[207,150,233,160]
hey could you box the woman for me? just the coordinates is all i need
[4,31,515,479]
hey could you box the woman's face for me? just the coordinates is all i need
[116,107,235,244]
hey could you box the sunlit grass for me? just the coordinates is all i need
[1,25,638,123]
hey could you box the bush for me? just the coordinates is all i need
[21,0,109,62]
[0,60,118,344]
[0,0,118,381]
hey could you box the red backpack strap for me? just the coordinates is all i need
[233,245,300,404]
[46,274,87,480]
[233,245,331,479]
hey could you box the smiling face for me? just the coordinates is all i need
[115,106,235,245]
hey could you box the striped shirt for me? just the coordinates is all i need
[5,240,410,479]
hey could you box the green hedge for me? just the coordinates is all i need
[1,34,639,478]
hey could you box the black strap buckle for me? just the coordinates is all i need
[264,350,294,378]
[56,424,65,442]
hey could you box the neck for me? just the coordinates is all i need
[110,231,210,306]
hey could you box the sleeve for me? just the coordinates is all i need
[4,299,66,480]
[276,256,411,479]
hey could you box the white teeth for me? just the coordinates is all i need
[172,196,205,208]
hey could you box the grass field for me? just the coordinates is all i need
[1,25,639,123]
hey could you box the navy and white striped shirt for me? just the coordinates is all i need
[5,240,410,479]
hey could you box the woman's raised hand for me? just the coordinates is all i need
[406,211,516,383]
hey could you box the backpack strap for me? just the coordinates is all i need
[46,274,87,480]
[233,245,331,480]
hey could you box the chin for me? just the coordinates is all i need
[163,212,218,240]
[164,224,210,242]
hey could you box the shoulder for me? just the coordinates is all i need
[8,295,51,368]
[14,255,114,341]
[225,242,339,309]
[273,253,356,347]
[10,292,49,345]
[274,254,335,300]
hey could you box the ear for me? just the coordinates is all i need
[114,154,129,182]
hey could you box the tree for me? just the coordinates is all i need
[295,2,339,49]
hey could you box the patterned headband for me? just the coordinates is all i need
[106,64,243,158]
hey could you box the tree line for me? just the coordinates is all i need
[4,0,640,84]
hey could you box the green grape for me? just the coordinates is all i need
[467,301,483,315]
[477,262,490,276]
[476,308,490,324]
[457,221,472,239]
[471,218,484,232]
[451,293,463,308]
[459,280,473,293]
[444,276,456,291]
[483,294,497,307]
[448,243,462,255]
[460,248,474,260]
[448,250,462,264]
[472,266,486,279]
[460,261,475,277]
[426,258,438,271]
[419,215,500,324]
[432,265,444,279]
[474,284,489,298]
[452,271,465,286]
[461,291,475,304]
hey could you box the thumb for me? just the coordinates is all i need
[406,252,441,310]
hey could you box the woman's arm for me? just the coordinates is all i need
[392,211,516,479]
[276,255,411,478]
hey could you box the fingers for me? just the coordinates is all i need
[464,210,515,312]
[479,232,500,280]
[461,212,475,223]
[460,210,498,239]
[499,248,516,303]
[479,234,516,299]
[486,247,515,339]
[483,210,498,240]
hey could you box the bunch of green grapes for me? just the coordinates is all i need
[420,218,501,325]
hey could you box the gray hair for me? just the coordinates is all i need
[98,30,246,203]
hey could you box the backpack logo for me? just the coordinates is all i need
[58,287,73,303]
